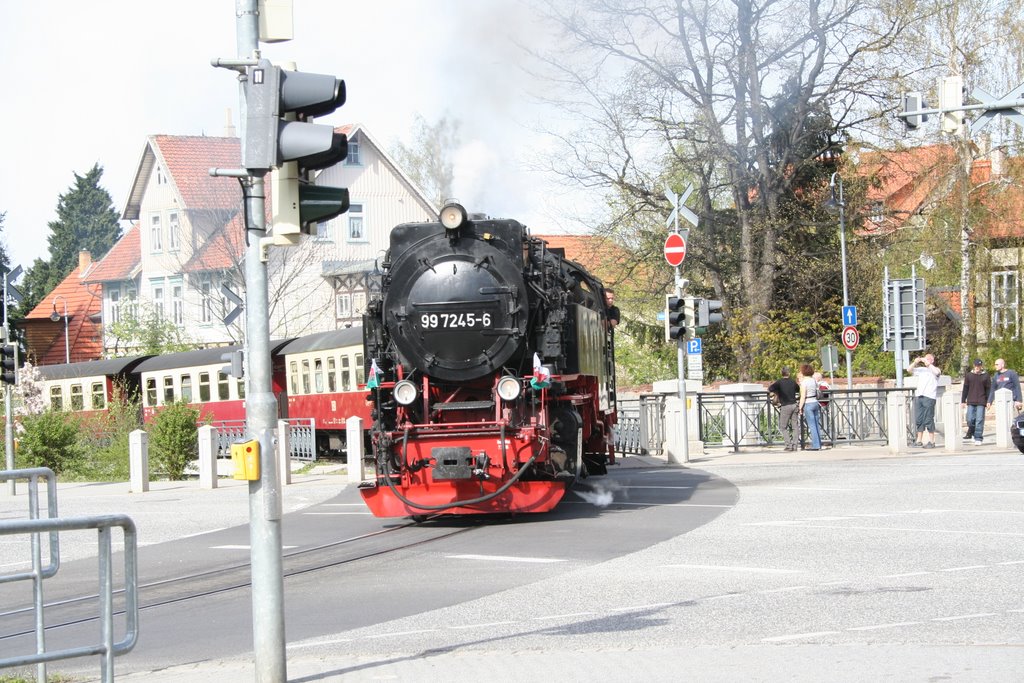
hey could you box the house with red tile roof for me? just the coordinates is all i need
[856,143,1024,345]
[80,125,436,354]
[23,251,103,365]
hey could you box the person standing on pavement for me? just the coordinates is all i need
[986,358,1023,414]
[798,363,822,451]
[961,359,991,445]
[768,367,800,451]
[908,353,940,448]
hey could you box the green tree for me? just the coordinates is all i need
[391,114,460,209]
[149,402,200,480]
[106,301,193,356]
[19,163,121,314]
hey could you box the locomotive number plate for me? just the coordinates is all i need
[419,312,493,329]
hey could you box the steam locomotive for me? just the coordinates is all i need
[359,202,617,518]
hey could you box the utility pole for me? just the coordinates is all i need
[3,265,22,497]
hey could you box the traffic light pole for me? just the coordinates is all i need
[675,271,690,464]
[3,274,13,496]
[233,3,286,681]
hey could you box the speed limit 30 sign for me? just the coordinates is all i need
[842,325,860,351]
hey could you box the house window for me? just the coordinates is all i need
[50,386,63,411]
[156,166,166,185]
[109,289,121,324]
[168,212,180,251]
[347,203,365,241]
[91,382,106,410]
[336,293,351,318]
[171,281,184,325]
[314,219,333,242]
[200,280,212,324]
[124,285,138,320]
[70,384,84,411]
[150,214,163,252]
[345,134,361,165]
[991,271,1019,339]
[353,291,367,316]
[150,278,164,321]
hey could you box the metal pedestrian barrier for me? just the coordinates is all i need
[0,468,138,683]
[615,394,667,456]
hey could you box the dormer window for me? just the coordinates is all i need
[345,133,361,165]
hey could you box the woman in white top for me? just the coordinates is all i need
[798,363,822,450]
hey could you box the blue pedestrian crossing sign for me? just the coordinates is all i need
[842,305,858,327]
[686,338,702,355]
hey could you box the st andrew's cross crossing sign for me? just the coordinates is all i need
[664,232,687,267]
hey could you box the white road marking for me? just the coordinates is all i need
[447,554,566,563]
[178,527,228,540]
[609,603,673,611]
[363,629,437,638]
[211,544,298,550]
[451,621,516,629]
[931,613,997,621]
[287,638,352,649]
[997,560,1024,565]
[661,564,803,574]
[320,503,367,506]
[532,612,597,620]
[748,522,1024,537]
[760,586,808,594]
[602,501,734,508]
[619,485,695,490]
[882,571,933,578]
[847,621,923,631]
[762,631,840,642]
[940,565,988,572]
[931,490,1024,494]
[759,486,864,492]
[704,593,744,600]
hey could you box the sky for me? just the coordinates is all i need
[0,0,594,274]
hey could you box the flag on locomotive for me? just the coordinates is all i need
[358,202,618,518]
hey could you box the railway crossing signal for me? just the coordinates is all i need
[1,343,17,385]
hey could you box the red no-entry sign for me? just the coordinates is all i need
[664,233,687,267]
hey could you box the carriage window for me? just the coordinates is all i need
[146,378,156,407]
[355,353,365,386]
[91,382,106,410]
[237,377,245,399]
[181,374,193,403]
[289,361,298,394]
[163,376,174,404]
[199,372,211,402]
[327,357,336,392]
[70,384,84,411]
[218,371,230,400]
[341,356,351,391]
[314,359,324,393]
[50,386,63,412]
[301,360,311,394]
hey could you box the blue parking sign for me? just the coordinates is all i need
[687,338,702,355]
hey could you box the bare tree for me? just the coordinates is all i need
[391,114,460,208]
[527,0,924,376]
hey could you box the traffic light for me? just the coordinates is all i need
[665,295,690,341]
[242,59,348,173]
[1,343,17,386]
[220,350,244,379]
[242,59,351,245]
[901,92,929,131]
[697,298,724,328]
[939,75,964,134]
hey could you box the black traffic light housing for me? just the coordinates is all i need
[665,295,688,341]
[1,343,17,386]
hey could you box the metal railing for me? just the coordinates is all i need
[210,418,318,461]
[0,468,138,683]
[615,394,667,455]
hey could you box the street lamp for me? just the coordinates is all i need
[824,172,853,390]
[49,295,69,364]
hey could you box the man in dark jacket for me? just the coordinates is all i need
[987,358,1023,414]
[961,359,991,445]
[768,367,800,451]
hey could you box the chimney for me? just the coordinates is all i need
[224,108,237,138]
[79,250,91,271]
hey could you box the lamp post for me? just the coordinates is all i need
[826,172,853,390]
[50,295,69,363]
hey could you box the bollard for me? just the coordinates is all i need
[198,425,219,489]
[277,420,291,485]
[129,430,149,493]
[941,391,962,453]
[995,388,1013,448]
[346,416,364,483]
[887,392,907,455]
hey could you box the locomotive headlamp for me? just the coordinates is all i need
[439,202,468,231]
[393,379,418,406]
[496,375,522,402]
